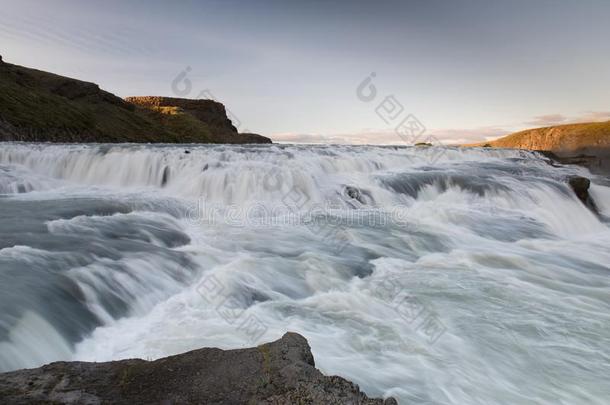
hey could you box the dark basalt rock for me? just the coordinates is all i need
[344,185,374,205]
[0,333,396,405]
[235,132,274,144]
[567,175,598,213]
[345,185,363,202]
[535,150,610,177]
[568,176,590,201]
[538,150,599,168]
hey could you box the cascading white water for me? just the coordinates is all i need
[1,142,609,404]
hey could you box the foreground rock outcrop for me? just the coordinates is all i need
[0,56,271,144]
[0,333,396,405]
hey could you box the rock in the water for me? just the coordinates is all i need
[345,185,362,201]
[0,333,396,405]
[344,185,372,205]
[568,176,590,200]
[567,175,598,212]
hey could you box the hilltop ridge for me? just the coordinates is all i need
[466,121,610,174]
[467,121,610,152]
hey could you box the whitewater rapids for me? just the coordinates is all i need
[0,143,609,404]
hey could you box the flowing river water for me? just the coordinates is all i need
[1,143,609,404]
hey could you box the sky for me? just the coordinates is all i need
[1,0,609,144]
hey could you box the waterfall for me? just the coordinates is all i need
[1,142,609,404]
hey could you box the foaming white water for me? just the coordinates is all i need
[0,164,60,194]
[590,183,610,217]
[0,143,536,204]
[0,311,72,371]
[1,143,609,404]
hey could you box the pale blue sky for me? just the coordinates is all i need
[1,0,609,143]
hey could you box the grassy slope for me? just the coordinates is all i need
[0,66,95,132]
[137,106,214,143]
[0,61,214,143]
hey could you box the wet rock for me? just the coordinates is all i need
[568,176,590,200]
[0,333,395,405]
[538,150,599,169]
[344,185,372,205]
[567,175,598,213]
[345,185,362,200]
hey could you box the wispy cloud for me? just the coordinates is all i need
[271,126,510,145]
[0,13,154,57]
[524,111,610,128]
[573,111,610,123]
[271,110,610,145]
[428,127,510,144]
[270,130,398,145]
[526,114,567,126]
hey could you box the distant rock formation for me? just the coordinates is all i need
[126,96,237,133]
[126,96,271,144]
[467,121,610,152]
[0,333,396,405]
[0,56,271,144]
[465,121,610,175]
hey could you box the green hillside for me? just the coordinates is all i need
[0,56,269,144]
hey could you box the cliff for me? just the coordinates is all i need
[468,121,610,153]
[0,56,271,144]
[0,333,396,405]
[126,96,271,144]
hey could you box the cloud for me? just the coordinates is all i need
[271,130,401,145]
[526,114,567,126]
[427,127,510,144]
[270,126,510,145]
[524,111,610,128]
[270,111,610,145]
[572,111,610,123]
